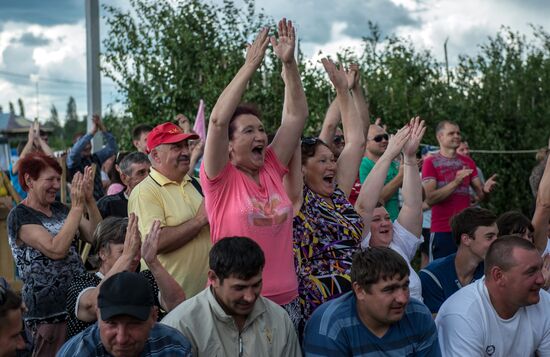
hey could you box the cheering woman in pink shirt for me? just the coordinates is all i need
[200,19,308,326]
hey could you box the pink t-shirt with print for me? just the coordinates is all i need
[200,147,298,305]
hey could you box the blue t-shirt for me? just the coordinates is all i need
[303,291,440,356]
[419,253,484,313]
[57,322,192,357]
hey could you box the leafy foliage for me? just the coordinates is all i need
[102,0,550,215]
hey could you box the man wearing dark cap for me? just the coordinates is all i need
[129,122,211,299]
[58,271,192,356]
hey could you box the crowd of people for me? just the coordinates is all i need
[2,18,550,357]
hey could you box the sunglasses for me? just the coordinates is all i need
[369,134,389,143]
[302,137,323,146]
[333,135,345,145]
[0,285,5,305]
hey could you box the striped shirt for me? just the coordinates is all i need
[57,323,192,357]
[303,291,440,356]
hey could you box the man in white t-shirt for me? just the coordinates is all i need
[436,235,550,357]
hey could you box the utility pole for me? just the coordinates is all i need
[85,0,102,152]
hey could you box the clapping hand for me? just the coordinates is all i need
[402,117,426,158]
[83,166,95,202]
[70,172,85,209]
[123,213,142,270]
[142,219,161,267]
[455,167,474,184]
[384,125,411,160]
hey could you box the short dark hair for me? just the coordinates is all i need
[18,152,62,191]
[132,124,153,141]
[94,217,128,263]
[0,285,22,328]
[209,237,265,283]
[451,207,497,246]
[485,235,537,276]
[435,120,458,135]
[301,137,331,165]
[351,247,409,292]
[497,211,534,238]
[228,104,262,140]
[119,152,150,176]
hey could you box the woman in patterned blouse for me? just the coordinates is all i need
[292,59,367,332]
[7,153,100,355]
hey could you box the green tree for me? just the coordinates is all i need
[18,98,25,118]
[64,96,86,147]
[8,102,15,116]
[44,104,65,150]
[103,0,550,216]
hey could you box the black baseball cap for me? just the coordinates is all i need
[98,271,154,321]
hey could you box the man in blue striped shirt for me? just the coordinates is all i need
[58,272,192,357]
[303,247,440,356]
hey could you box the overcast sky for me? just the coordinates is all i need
[0,0,548,122]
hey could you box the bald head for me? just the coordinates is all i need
[365,125,388,157]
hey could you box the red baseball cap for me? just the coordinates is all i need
[146,122,199,153]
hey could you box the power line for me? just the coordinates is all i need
[420,144,540,154]
[0,69,116,87]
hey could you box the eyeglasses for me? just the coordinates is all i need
[368,134,389,143]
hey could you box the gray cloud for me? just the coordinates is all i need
[11,33,51,47]
[2,44,38,74]
[0,0,83,25]
[242,0,420,43]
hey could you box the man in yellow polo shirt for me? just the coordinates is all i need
[129,122,210,298]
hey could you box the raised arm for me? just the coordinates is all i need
[34,121,54,157]
[533,156,550,253]
[13,122,40,174]
[269,19,309,166]
[321,59,365,197]
[77,213,142,322]
[187,140,204,177]
[379,164,404,204]
[67,116,100,168]
[396,117,426,237]
[204,28,270,179]
[355,126,410,231]
[18,173,86,260]
[142,219,186,311]
[318,99,340,147]
[347,63,370,139]
[283,142,303,215]
[79,166,102,244]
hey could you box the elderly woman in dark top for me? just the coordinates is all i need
[66,214,186,338]
[7,152,100,355]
